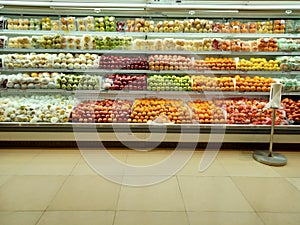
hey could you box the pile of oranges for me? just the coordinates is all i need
[194,57,236,71]
[129,98,192,124]
[258,38,278,52]
[192,75,235,92]
[187,100,225,124]
[274,20,286,34]
[235,75,274,92]
[282,98,300,122]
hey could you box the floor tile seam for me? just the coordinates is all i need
[115,172,126,212]
[216,159,233,176]
[229,176,300,214]
[110,211,117,225]
[68,155,83,176]
[284,178,300,192]
[175,175,192,225]
[176,174,232,177]
[217,158,274,170]
[44,175,71,211]
[265,162,284,178]
[43,209,117,212]
[252,210,300,213]
[115,209,261,213]
[0,209,274,213]
[14,165,81,176]
[33,210,47,225]
[230,176,296,183]
[125,153,175,157]
[115,210,189,214]
[12,153,81,176]
[185,210,264,213]
[228,176,258,213]
[256,211,300,214]
[219,175,281,178]
[115,210,188,212]
[0,163,32,176]
[121,173,196,176]
[0,210,45,212]
[0,175,69,194]
[250,211,267,225]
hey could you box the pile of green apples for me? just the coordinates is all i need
[31,34,62,49]
[56,74,82,90]
[56,74,100,91]
[147,74,192,91]
[95,16,116,32]
[94,36,132,50]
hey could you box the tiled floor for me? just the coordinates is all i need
[0,148,300,225]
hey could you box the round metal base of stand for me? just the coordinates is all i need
[253,151,287,166]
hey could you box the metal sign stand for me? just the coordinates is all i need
[253,107,287,166]
[253,82,287,166]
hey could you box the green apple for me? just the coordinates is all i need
[61,78,67,84]
[66,84,72,90]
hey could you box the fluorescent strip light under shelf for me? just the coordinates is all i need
[195,10,239,13]
[50,6,145,11]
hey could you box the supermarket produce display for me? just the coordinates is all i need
[0,7,300,144]
[2,35,300,52]
[0,95,73,123]
[0,95,296,125]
